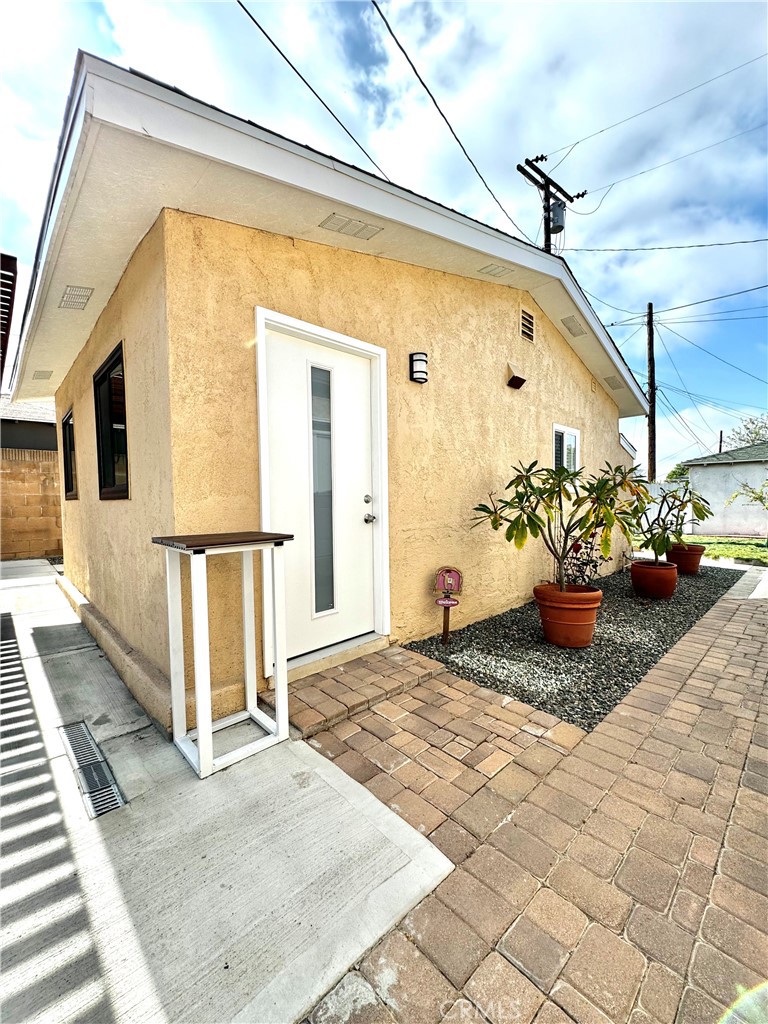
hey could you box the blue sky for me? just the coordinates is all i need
[2,0,766,477]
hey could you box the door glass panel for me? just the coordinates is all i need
[311,367,334,612]
[565,432,577,470]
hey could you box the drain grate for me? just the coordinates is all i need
[61,722,102,766]
[59,721,125,818]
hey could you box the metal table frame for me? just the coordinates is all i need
[153,532,294,779]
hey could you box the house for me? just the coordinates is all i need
[682,443,768,537]
[0,395,62,560]
[11,53,647,729]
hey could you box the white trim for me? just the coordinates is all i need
[256,307,390,678]
[553,423,581,470]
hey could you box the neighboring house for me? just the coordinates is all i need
[11,53,647,727]
[0,395,62,560]
[682,443,768,538]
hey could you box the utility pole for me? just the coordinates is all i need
[647,302,656,483]
[516,157,586,254]
[719,430,723,453]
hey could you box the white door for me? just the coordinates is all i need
[265,328,376,659]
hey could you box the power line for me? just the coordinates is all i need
[582,289,638,315]
[545,53,767,158]
[661,304,768,317]
[567,185,615,216]
[656,315,768,324]
[655,326,712,437]
[657,388,713,453]
[615,324,646,349]
[235,0,390,180]
[661,323,768,384]
[564,238,768,252]
[587,123,767,194]
[631,370,767,414]
[607,285,768,324]
[369,0,533,242]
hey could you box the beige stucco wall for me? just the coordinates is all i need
[56,206,631,724]
[161,209,628,668]
[54,216,175,680]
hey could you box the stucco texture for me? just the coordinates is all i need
[689,462,768,537]
[54,216,175,688]
[162,209,628,660]
[57,207,631,723]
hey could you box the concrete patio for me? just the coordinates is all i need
[0,561,451,1024]
[1,559,767,1024]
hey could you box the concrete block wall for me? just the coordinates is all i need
[0,448,63,560]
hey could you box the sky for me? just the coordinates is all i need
[1,0,767,479]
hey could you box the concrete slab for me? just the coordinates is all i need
[0,580,453,1024]
[0,559,59,589]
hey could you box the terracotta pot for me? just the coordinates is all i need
[630,559,678,599]
[532,583,604,648]
[667,543,706,575]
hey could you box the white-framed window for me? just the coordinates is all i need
[553,424,580,471]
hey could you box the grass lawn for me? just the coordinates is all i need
[693,535,768,566]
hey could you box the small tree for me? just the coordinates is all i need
[666,463,689,482]
[726,479,768,547]
[635,485,713,563]
[725,415,768,449]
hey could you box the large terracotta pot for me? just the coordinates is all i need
[667,543,706,575]
[630,559,678,598]
[532,583,604,648]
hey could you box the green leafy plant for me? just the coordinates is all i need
[473,462,648,592]
[726,478,768,547]
[635,484,713,563]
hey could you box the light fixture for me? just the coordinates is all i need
[506,363,526,389]
[409,352,428,384]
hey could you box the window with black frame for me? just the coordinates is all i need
[62,409,77,499]
[93,343,129,499]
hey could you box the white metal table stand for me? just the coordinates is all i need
[152,531,294,779]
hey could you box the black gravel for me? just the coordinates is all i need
[406,565,745,732]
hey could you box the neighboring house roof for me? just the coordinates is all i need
[0,395,56,423]
[11,52,648,418]
[682,442,768,467]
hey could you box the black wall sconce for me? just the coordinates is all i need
[409,352,428,384]
[507,362,527,389]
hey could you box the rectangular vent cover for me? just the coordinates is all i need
[32,370,53,380]
[604,375,625,391]
[478,264,512,278]
[521,309,535,342]
[59,721,125,818]
[59,286,94,310]
[561,315,587,337]
[319,213,382,241]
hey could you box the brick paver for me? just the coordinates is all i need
[308,571,768,1024]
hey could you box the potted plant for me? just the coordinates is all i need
[631,485,711,595]
[665,484,714,574]
[473,461,648,648]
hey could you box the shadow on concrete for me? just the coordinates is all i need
[1,612,116,1023]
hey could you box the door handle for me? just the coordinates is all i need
[364,513,377,524]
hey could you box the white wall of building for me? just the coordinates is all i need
[689,462,768,537]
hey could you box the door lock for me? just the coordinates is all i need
[363,494,373,503]
[364,513,377,524]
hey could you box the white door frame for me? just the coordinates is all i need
[255,306,390,677]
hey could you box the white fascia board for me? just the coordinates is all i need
[11,61,94,399]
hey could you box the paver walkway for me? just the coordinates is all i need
[307,569,768,1024]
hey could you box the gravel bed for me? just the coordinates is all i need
[406,565,745,732]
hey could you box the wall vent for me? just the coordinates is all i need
[521,309,535,342]
[604,375,625,391]
[319,213,382,241]
[478,264,513,278]
[59,285,94,310]
[561,315,587,337]
[32,370,53,380]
